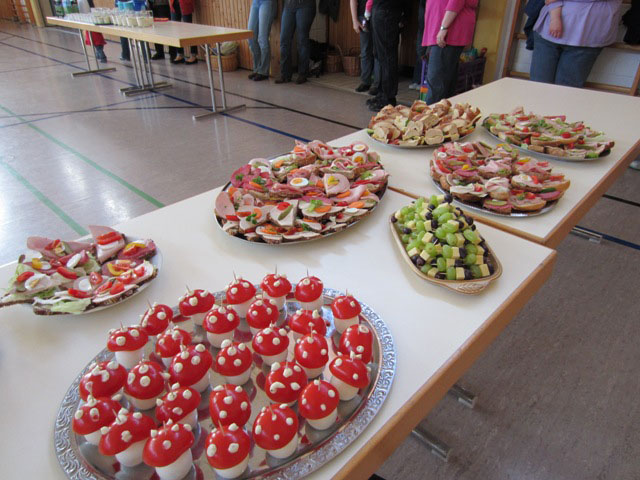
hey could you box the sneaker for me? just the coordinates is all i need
[630,158,640,170]
[275,76,291,84]
[295,75,307,85]
[253,74,268,81]
[355,83,371,92]
[368,86,379,96]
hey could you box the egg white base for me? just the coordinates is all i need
[301,365,324,379]
[84,429,102,445]
[249,326,264,336]
[306,409,337,430]
[299,297,323,311]
[128,392,163,411]
[115,348,145,370]
[172,317,194,334]
[330,376,359,401]
[334,316,359,334]
[191,372,211,392]
[229,297,254,318]
[268,434,299,459]
[263,294,286,311]
[207,331,235,349]
[261,350,288,366]
[190,312,207,328]
[115,439,146,467]
[178,409,198,429]
[224,368,251,386]
[155,449,193,480]
[214,454,249,479]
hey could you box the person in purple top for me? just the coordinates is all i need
[530,0,623,88]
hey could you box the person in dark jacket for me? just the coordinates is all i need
[524,0,546,50]
[168,0,198,64]
[367,0,410,111]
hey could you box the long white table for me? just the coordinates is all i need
[0,187,555,479]
[357,78,640,247]
[46,17,252,118]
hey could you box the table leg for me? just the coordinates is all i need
[571,227,602,244]
[193,42,245,120]
[448,383,477,409]
[411,427,451,462]
[121,38,143,91]
[72,29,116,77]
[122,40,172,96]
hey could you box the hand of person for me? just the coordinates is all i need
[436,29,447,48]
[352,20,363,33]
[548,8,563,38]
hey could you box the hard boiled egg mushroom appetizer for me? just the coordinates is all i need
[329,354,370,401]
[139,303,173,338]
[98,408,155,467]
[155,327,192,367]
[205,424,251,479]
[106,326,149,370]
[124,360,169,410]
[252,404,299,459]
[215,340,253,385]
[294,275,324,311]
[251,326,290,366]
[169,344,213,392]
[143,421,195,480]
[264,361,307,405]
[288,309,326,340]
[225,277,256,318]
[177,289,215,333]
[155,383,202,429]
[246,297,279,335]
[331,294,362,334]
[203,305,240,348]
[72,395,121,445]
[260,273,292,310]
[298,379,340,430]
[209,384,251,428]
[78,360,127,401]
[294,332,329,378]
[339,324,374,364]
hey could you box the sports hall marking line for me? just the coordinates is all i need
[0,101,165,209]
[575,225,640,252]
[0,158,88,236]
[602,194,640,209]
[0,39,313,142]
[0,94,159,128]
[1,28,364,131]
[0,60,86,75]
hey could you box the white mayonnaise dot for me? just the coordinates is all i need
[272,337,281,346]
[189,297,198,307]
[255,425,262,435]
[283,368,293,378]
[115,336,126,346]
[228,443,239,454]
[74,410,83,419]
[218,357,226,365]
[241,401,248,410]
[183,390,192,399]
[138,364,149,374]
[233,359,242,367]
[163,440,172,450]
[286,417,294,425]
[235,386,242,393]
[219,410,228,418]
[320,404,326,411]
[227,313,234,321]
[157,312,166,320]
[121,430,132,442]
[174,363,183,373]
[195,344,206,352]
[171,423,180,432]
[274,434,280,441]
[139,376,151,387]
[328,390,336,398]
[291,382,301,391]
[353,374,359,380]
[191,356,201,365]
[207,445,217,457]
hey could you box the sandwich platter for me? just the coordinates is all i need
[0,226,161,315]
[214,140,388,245]
[54,273,396,480]
[366,99,481,149]
[481,108,614,162]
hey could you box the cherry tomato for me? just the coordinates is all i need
[532,176,540,184]
[561,132,572,139]
[134,265,146,277]
[225,215,239,222]
[68,289,92,299]
[89,272,103,286]
[277,202,291,211]
[523,137,531,145]
[462,146,474,153]
[96,280,113,295]
[16,271,35,283]
[521,126,529,133]
[110,281,125,295]
[57,266,78,280]
[119,271,134,284]
[96,231,122,245]
[525,192,536,200]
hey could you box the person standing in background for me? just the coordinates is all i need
[349,0,379,95]
[277,0,317,84]
[367,0,410,111]
[168,0,198,64]
[150,0,171,59]
[409,0,427,91]
[530,0,622,88]
[247,0,277,81]
[422,0,478,104]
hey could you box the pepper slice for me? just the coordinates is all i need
[96,231,122,245]
[110,281,125,295]
[57,266,78,280]
[16,271,35,283]
[95,280,113,295]
[68,289,92,299]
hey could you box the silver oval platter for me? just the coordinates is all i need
[54,286,396,480]
[480,118,612,162]
[366,124,478,150]
[431,178,556,218]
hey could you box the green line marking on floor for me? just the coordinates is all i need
[0,158,88,236]
[0,103,165,208]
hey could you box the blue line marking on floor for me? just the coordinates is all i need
[575,225,640,252]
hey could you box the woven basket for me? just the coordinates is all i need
[325,45,343,73]
[342,47,361,77]
[211,51,239,72]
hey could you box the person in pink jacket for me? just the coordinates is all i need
[422,0,478,104]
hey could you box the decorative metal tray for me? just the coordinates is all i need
[366,125,477,150]
[480,118,611,162]
[430,177,556,218]
[54,288,396,479]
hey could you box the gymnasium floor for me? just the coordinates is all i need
[1,20,639,480]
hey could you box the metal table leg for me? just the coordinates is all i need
[122,40,171,96]
[411,426,452,462]
[571,226,602,244]
[72,28,115,77]
[449,383,477,409]
[193,42,245,120]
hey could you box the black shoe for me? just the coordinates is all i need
[275,76,291,84]
[253,74,268,81]
[151,53,164,60]
[368,98,396,112]
[366,95,382,106]
[248,72,258,80]
[295,75,307,84]
[355,83,371,92]
[368,86,379,96]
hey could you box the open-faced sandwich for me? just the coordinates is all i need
[367,99,481,147]
[0,225,158,315]
[215,140,388,243]
[483,106,614,159]
[431,141,570,215]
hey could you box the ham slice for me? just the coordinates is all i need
[338,185,367,204]
[215,191,236,218]
[26,236,92,259]
[89,225,125,263]
[324,173,350,196]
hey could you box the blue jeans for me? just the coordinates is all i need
[530,32,602,88]
[412,0,427,84]
[425,45,464,104]
[248,0,276,75]
[358,20,379,86]
[280,0,316,78]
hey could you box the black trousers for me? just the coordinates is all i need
[168,1,198,57]
[425,45,464,104]
[152,4,170,54]
[371,5,400,103]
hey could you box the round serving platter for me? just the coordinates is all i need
[430,177,556,218]
[54,287,396,480]
[366,124,478,150]
[480,118,611,162]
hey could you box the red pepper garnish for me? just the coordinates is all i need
[525,192,536,200]
[561,132,572,139]
[225,215,239,222]
[134,265,146,277]
[89,272,103,285]
[16,271,35,283]
[523,137,531,145]
[96,280,113,295]
[68,289,92,299]
[45,239,61,250]
[277,202,291,211]
[110,281,125,295]
[532,176,540,184]
[56,266,78,280]
[96,231,122,245]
